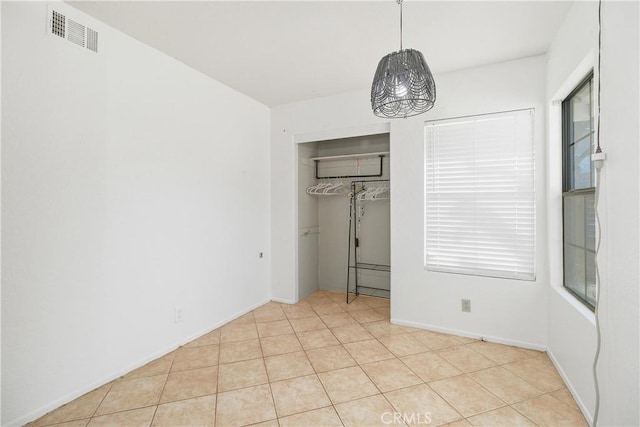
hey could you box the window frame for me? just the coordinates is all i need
[561,71,596,311]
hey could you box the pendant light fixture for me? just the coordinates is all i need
[371,0,436,118]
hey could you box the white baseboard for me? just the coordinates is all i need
[546,349,593,425]
[15,297,271,427]
[390,317,547,352]
[271,297,297,304]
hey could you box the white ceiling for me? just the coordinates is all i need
[69,1,573,107]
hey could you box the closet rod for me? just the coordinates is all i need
[308,151,389,161]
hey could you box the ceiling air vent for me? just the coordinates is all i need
[51,10,65,38]
[86,28,98,53]
[49,9,99,53]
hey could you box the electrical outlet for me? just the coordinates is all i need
[175,306,184,323]
[461,299,471,313]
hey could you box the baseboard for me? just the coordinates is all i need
[546,349,593,424]
[271,297,297,304]
[14,297,270,427]
[390,317,547,352]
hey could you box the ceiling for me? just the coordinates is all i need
[69,1,573,107]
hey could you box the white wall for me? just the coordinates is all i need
[1,2,271,425]
[545,1,640,424]
[272,55,549,349]
[545,1,599,421]
[596,2,639,425]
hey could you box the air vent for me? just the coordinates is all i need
[49,9,99,53]
[86,28,98,53]
[67,19,85,47]
[51,10,65,38]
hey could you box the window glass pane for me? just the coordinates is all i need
[570,81,592,142]
[572,136,593,189]
[563,192,596,309]
[564,244,586,296]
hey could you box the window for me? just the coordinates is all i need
[562,72,596,309]
[424,109,535,280]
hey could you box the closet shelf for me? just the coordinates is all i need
[308,151,389,161]
[311,152,388,180]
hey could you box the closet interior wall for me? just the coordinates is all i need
[297,134,390,300]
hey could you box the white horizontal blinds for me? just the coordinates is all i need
[424,109,535,280]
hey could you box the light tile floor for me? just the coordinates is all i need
[29,291,587,427]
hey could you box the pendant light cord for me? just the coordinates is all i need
[398,0,403,50]
[592,0,603,425]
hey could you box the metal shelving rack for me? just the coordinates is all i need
[345,179,391,303]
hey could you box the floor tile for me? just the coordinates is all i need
[441,419,473,427]
[218,358,268,392]
[220,322,258,343]
[253,308,286,323]
[436,346,496,373]
[512,394,587,426]
[171,344,219,372]
[270,374,331,417]
[361,358,422,392]
[216,384,276,426]
[278,406,343,427]
[297,329,340,350]
[360,296,390,309]
[95,375,166,415]
[549,388,581,411]
[152,394,216,427]
[249,420,279,427]
[318,366,379,404]
[503,355,565,392]
[219,338,262,364]
[468,366,543,404]
[378,334,430,357]
[264,351,315,381]
[334,394,396,427]
[326,291,349,303]
[362,321,413,338]
[45,420,89,427]
[343,339,395,365]
[289,316,327,333]
[400,352,462,383]
[30,383,113,426]
[282,304,317,319]
[160,366,218,403]
[256,319,294,338]
[184,329,221,348]
[429,375,505,417]
[260,333,303,356]
[88,407,156,427]
[467,406,535,426]
[465,341,539,364]
[125,353,175,380]
[330,324,374,344]
[384,384,462,426]
[306,345,357,373]
[312,303,346,315]
[339,298,372,312]
[304,294,334,306]
[349,309,386,323]
[374,306,391,320]
[320,312,357,328]
[413,330,465,350]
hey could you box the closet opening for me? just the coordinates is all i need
[297,133,391,304]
